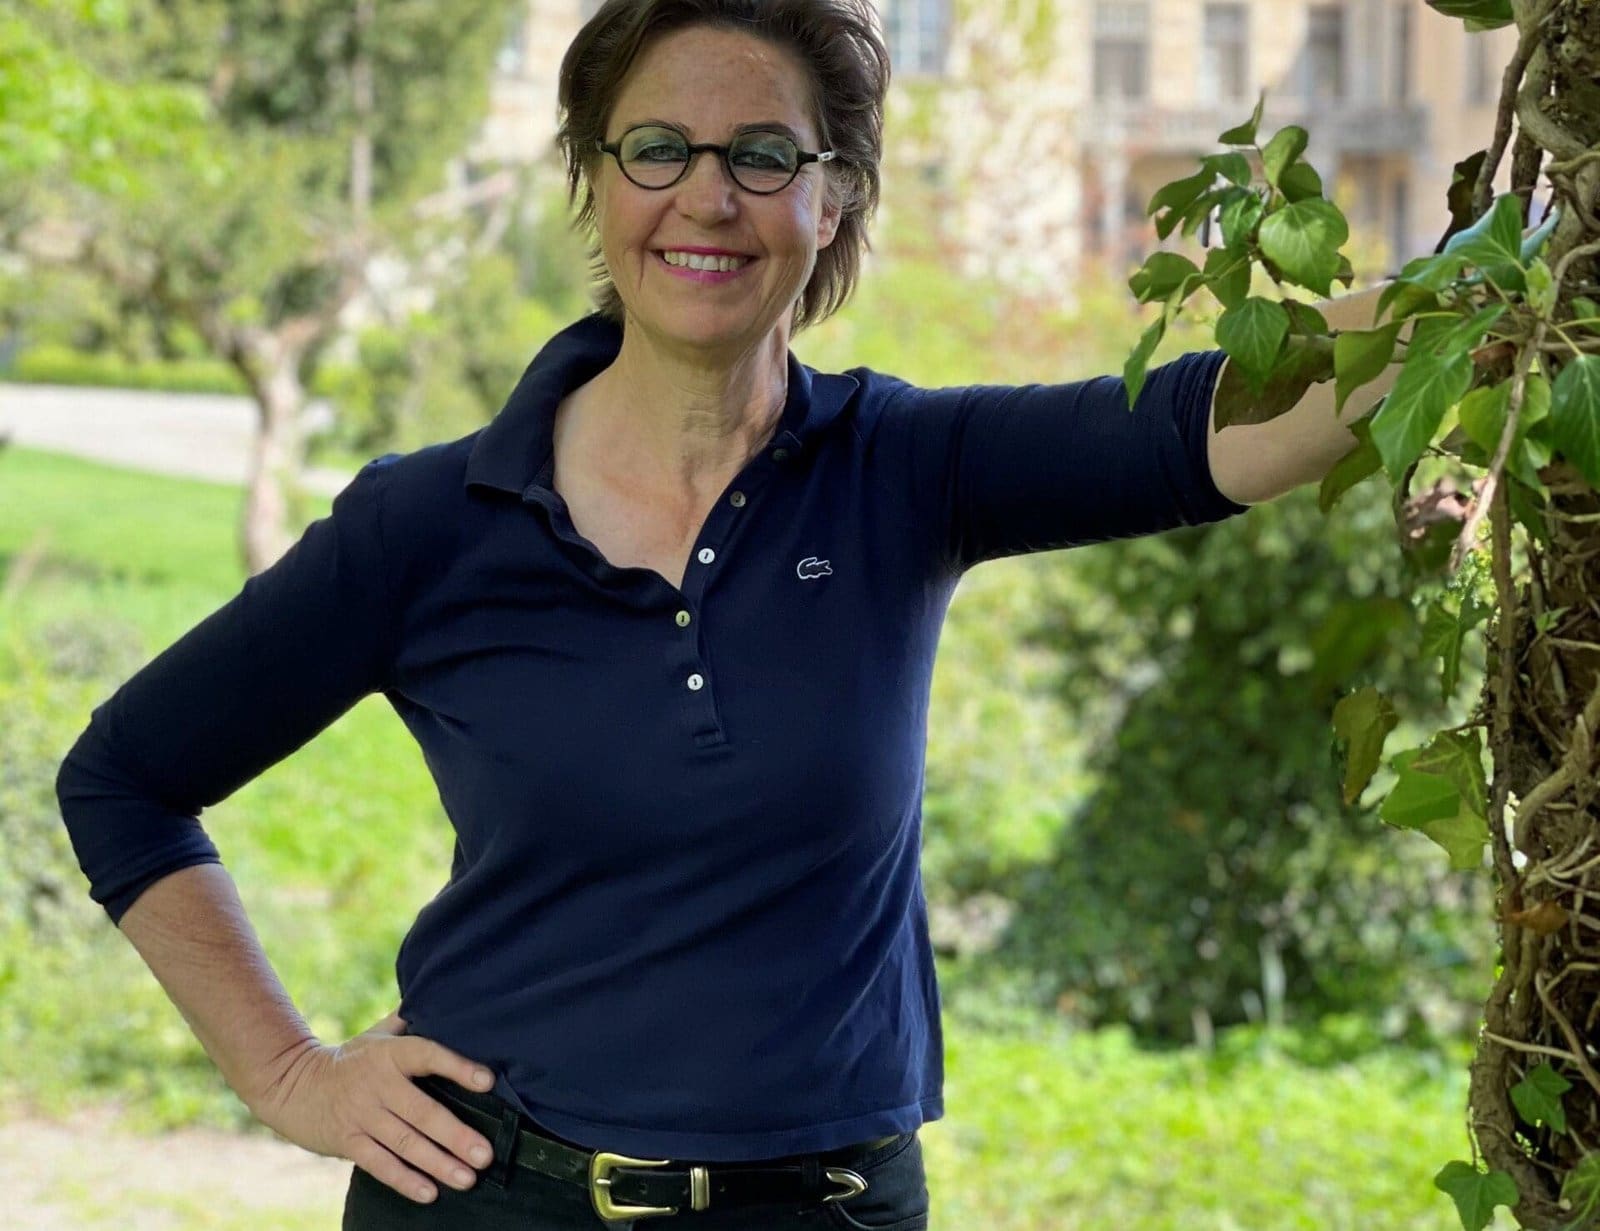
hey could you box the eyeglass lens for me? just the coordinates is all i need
[617,126,800,192]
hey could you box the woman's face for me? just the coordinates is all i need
[591,25,842,361]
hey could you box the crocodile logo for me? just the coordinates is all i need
[797,556,833,580]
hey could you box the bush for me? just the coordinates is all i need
[9,344,248,395]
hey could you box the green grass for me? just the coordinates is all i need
[0,445,1488,1230]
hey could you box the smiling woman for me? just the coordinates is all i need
[54,1,1310,1228]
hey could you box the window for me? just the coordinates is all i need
[1393,1,1412,101]
[496,4,528,76]
[1093,2,1150,102]
[1390,177,1411,264]
[884,0,951,77]
[1306,4,1345,101]
[1466,34,1498,105]
[1200,4,1249,102]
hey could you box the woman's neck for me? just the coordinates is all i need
[578,322,792,501]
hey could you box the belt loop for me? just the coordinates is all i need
[481,1103,522,1189]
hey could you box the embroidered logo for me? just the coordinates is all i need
[796,556,833,580]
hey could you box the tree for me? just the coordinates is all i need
[8,0,519,571]
[1130,2,1600,1226]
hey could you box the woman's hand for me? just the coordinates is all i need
[249,1010,500,1205]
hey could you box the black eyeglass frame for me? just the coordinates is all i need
[595,125,837,195]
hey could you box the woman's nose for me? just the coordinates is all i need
[674,150,740,219]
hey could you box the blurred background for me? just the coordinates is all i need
[1,1,1518,1227]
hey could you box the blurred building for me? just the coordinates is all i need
[467,0,1518,304]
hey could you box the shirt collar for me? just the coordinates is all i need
[464,313,861,497]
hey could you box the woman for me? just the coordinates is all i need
[55,0,1393,1227]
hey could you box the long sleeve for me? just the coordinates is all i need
[865,348,1250,577]
[55,456,400,926]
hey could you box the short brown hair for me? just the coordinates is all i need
[556,0,889,332]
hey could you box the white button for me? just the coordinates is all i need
[730,491,747,508]
[687,673,704,691]
[676,610,692,627]
[697,548,716,565]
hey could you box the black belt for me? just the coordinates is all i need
[418,1073,902,1223]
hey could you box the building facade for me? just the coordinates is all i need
[471,0,1518,304]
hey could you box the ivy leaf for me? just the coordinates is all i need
[1434,1161,1518,1231]
[1202,151,1253,187]
[1551,355,1600,488]
[1279,160,1324,203]
[1560,1153,1600,1230]
[1380,749,1461,830]
[1122,314,1168,411]
[1421,806,1491,871]
[1148,168,1214,239]
[1510,1062,1571,1134]
[1457,383,1512,453]
[1443,193,1527,292]
[1440,150,1489,247]
[1332,686,1399,805]
[1218,92,1265,145]
[1411,729,1487,818]
[1130,252,1203,303]
[1319,416,1383,513]
[1520,208,1560,263]
[1420,593,1490,699]
[1262,125,1309,190]
[1221,191,1266,251]
[1216,297,1291,394]
[1203,247,1251,310]
[1370,350,1475,479]
[1334,322,1403,415]
[1258,199,1349,297]
[1378,251,1467,321]
[1213,335,1333,428]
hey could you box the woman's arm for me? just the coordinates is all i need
[1207,283,1403,506]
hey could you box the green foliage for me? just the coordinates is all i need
[981,488,1490,1040]
[10,343,248,395]
[1425,0,1515,34]
[1509,1062,1571,1135]
[1434,1161,1519,1231]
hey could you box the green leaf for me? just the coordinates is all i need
[1220,191,1266,251]
[1319,416,1384,513]
[1520,208,1560,263]
[1420,806,1491,871]
[1573,295,1600,321]
[1216,297,1291,393]
[1262,125,1309,190]
[1130,252,1203,303]
[1278,160,1324,203]
[1559,1153,1600,1230]
[1381,750,1461,829]
[1457,382,1512,453]
[1218,93,1265,145]
[1123,315,1167,411]
[1203,247,1251,310]
[1283,301,1330,336]
[1378,251,1467,321]
[1411,729,1487,818]
[1526,258,1556,315]
[1148,168,1214,237]
[1370,338,1475,479]
[1425,1,1514,32]
[1332,686,1399,805]
[1510,1062,1571,1134]
[1444,193,1527,292]
[1334,323,1403,415]
[1212,335,1334,428]
[1202,152,1253,187]
[1258,199,1349,297]
[1551,355,1600,488]
[1434,1161,1519,1231]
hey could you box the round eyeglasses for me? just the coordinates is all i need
[596,124,836,195]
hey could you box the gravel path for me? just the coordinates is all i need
[0,382,353,497]
[0,1097,351,1230]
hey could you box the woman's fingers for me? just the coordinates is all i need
[347,1131,446,1205]
[375,1104,483,1196]
[397,1077,497,1173]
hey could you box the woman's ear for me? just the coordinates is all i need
[816,186,844,251]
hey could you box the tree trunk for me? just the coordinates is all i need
[239,335,306,575]
[1467,3,1600,1226]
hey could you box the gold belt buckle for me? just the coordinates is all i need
[589,1151,692,1222]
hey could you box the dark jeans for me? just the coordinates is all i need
[341,1074,931,1231]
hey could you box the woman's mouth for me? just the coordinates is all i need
[654,250,756,283]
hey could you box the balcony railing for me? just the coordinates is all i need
[1078,101,1429,156]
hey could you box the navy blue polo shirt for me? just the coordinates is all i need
[56,312,1248,1161]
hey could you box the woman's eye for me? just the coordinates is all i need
[734,150,786,170]
[632,144,683,162]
